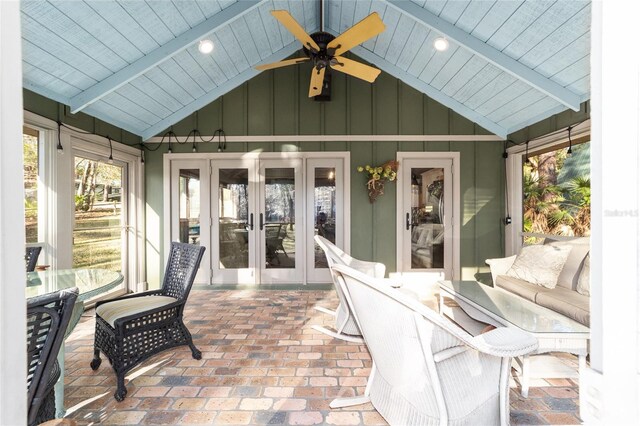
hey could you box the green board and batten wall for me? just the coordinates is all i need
[23,62,589,287]
[145,64,505,285]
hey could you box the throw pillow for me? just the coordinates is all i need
[577,253,590,296]
[506,244,572,288]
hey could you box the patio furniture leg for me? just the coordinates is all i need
[90,349,101,370]
[311,325,364,344]
[520,355,531,398]
[313,306,337,317]
[115,372,127,402]
[330,364,375,408]
[182,323,202,359]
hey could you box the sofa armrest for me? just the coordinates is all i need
[485,255,517,285]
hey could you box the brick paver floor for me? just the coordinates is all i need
[62,289,582,425]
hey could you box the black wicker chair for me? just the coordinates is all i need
[27,288,79,426]
[26,246,42,272]
[91,242,205,400]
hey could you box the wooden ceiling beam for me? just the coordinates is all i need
[385,0,582,112]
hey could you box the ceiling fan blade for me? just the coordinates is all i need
[271,10,320,51]
[331,56,381,83]
[327,12,386,56]
[255,57,309,71]
[308,66,326,97]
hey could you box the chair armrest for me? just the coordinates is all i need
[470,327,538,358]
[485,255,517,284]
[94,290,164,309]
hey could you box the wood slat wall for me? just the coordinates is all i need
[143,64,506,284]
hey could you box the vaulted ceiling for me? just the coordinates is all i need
[21,0,591,140]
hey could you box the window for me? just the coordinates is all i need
[523,141,591,244]
[504,121,591,255]
[23,127,40,244]
[73,155,125,272]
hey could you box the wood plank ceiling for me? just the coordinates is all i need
[22,0,591,140]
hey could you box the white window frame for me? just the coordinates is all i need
[505,120,591,256]
[23,111,146,294]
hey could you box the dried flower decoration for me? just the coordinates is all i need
[356,160,399,203]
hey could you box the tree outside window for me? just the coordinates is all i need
[523,142,590,244]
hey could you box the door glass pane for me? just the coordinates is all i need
[219,169,249,269]
[179,169,201,244]
[265,168,295,269]
[73,157,124,271]
[23,127,39,244]
[314,167,336,268]
[410,168,444,269]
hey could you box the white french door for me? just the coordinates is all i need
[396,153,460,279]
[305,158,346,283]
[167,153,349,285]
[211,159,256,284]
[169,160,211,284]
[258,159,303,283]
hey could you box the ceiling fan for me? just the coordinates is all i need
[255,8,386,100]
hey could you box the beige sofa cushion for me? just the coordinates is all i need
[495,275,543,302]
[96,295,177,327]
[577,254,590,296]
[506,244,571,288]
[544,237,590,290]
[535,287,590,326]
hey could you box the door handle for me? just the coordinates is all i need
[406,213,411,230]
[249,213,254,230]
[259,213,264,230]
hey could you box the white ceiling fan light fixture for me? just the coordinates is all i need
[434,37,449,52]
[198,39,214,54]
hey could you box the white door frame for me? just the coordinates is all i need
[258,158,304,284]
[396,152,460,280]
[211,158,257,284]
[163,152,350,284]
[305,157,347,283]
[169,159,211,284]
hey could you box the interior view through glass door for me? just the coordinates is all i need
[259,159,303,283]
[306,159,345,283]
[168,154,347,285]
[211,160,256,284]
[72,154,126,274]
[170,160,210,284]
[399,158,454,277]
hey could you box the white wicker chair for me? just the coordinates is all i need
[331,264,539,425]
[313,235,385,343]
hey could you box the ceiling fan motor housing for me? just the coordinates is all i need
[303,32,337,68]
[304,32,336,101]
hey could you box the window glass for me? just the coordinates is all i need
[23,127,40,244]
[73,156,124,271]
[523,141,591,244]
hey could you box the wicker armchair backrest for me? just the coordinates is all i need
[161,242,206,300]
[26,288,78,425]
[26,246,42,272]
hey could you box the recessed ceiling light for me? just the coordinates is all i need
[198,39,214,54]
[434,37,449,52]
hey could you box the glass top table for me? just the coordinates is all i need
[438,280,590,398]
[26,268,124,417]
[26,268,124,301]
[439,280,589,335]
